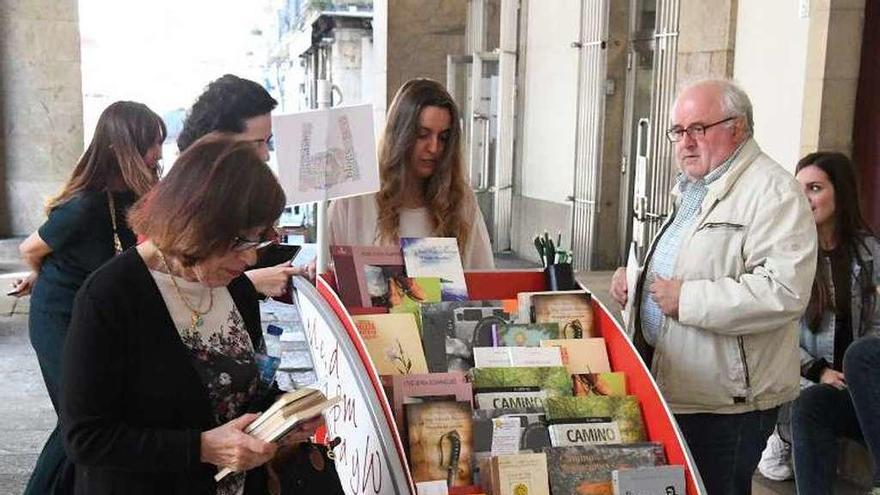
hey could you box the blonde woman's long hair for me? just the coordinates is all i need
[46,101,165,214]
[375,79,471,252]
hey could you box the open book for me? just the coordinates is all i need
[214,387,341,481]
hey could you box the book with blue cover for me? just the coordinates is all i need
[401,237,468,301]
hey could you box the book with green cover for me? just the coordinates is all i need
[572,372,627,397]
[544,396,646,443]
[389,276,442,331]
[471,366,572,398]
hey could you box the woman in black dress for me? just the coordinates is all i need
[16,101,165,494]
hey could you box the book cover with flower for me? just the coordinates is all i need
[352,313,429,375]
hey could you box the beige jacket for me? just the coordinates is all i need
[632,139,817,414]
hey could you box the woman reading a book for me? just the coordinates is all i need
[14,101,165,495]
[328,78,495,269]
[61,135,320,494]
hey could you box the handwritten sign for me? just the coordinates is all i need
[273,104,379,204]
[293,276,413,495]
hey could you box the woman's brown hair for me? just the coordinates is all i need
[375,78,472,252]
[46,101,166,214]
[128,134,286,266]
[796,152,876,331]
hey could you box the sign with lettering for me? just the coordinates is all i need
[293,276,414,495]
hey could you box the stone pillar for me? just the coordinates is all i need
[386,0,467,102]
[676,0,737,88]
[0,0,83,236]
[799,0,865,157]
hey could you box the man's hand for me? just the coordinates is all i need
[819,368,847,390]
[610,267,628,308]
[650,275,682,319]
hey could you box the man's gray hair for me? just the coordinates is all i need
[676,79,754,135]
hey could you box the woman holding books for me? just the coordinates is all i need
[328,78,495,269]
[61,135,320,494]
[778,152,880,495]
[15,101,165,495]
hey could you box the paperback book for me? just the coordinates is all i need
[351,313,429,375]
[544,396,646,443]
[391,372,472,432]
[532,292,596,338]
[401,237,469,301]
[543,443,667,495]
[421,301,510,372]
[611,465,685,495]
[572,372,627,397]
[490,453,551,495]
[540,338,611,374]
[215,388,340,481]
[497,323,560,347]
[330,245,406,308]
[407,400,475,486]
[471,366,573,398]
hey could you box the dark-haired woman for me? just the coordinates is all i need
[787,152,880,495]
[61,135,319,494]
[16,101,165,494]
[178,74,313,293]
[328,78,494,269]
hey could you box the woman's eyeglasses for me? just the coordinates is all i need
[231,228,279,252]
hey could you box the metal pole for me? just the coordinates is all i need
[315,79,332,274]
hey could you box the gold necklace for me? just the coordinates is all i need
[156,249,214,332]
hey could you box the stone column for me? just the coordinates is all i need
[386,0,466,102]
[676,0,738,88]
[799,0,865,157]
[0,0,84,236]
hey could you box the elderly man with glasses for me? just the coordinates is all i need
[610,79,817,494]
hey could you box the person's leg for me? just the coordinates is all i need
[24,310,73,495]
[844,336,880,489]
[791,383,862,495]
[676,408,778,495]
[758,402,794,481]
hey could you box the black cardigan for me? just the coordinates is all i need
[61,248,274,494]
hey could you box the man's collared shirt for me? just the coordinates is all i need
[639,144,745,345]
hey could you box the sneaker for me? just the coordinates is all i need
[758,430,794,481]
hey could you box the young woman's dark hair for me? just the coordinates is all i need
[375,78,471,252]
[177,74,278,152]
[796,151,876,330]
[47,101,165,213]
[130,134,286,266]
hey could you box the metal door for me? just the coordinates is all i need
[569,0,610,270]
[447,0,518,252]
[620,0,680,261]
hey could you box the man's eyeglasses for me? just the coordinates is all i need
[666,116,737,142]
[231,228,279,252]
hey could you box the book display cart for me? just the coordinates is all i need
[292,270,703,495]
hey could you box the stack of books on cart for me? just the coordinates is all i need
[331,238,685,495]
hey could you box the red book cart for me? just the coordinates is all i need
[293,270,703,495]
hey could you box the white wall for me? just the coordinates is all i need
[518,0,580,203]
[733,0,810,173]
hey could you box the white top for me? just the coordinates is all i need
[327,192,495,269]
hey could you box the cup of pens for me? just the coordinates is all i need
[535,231,577,291]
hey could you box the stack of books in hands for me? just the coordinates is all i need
[215,388,340,481]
